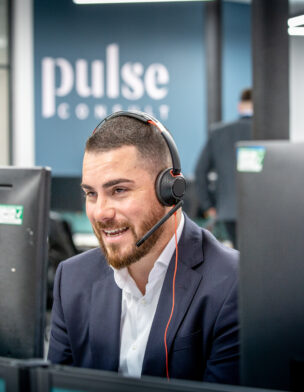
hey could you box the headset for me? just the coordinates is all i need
[93,110,185,379]
[93,110,186,208]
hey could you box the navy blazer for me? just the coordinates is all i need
[48,215,239,384]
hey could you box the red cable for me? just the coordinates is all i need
[147,117,180,377]
[164,211,179,380]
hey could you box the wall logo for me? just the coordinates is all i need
[42,43,170,121]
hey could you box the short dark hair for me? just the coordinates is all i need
[240,88,252,102]
[85,115,171,175]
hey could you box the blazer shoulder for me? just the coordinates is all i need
[63,247,103,264]
[210,118,251,139]
[204,227,238,261]
[58,247,111,285]
[201,228,239,283]
[182,215,239,274]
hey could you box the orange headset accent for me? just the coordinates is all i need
[170,169,181,178]
[147,119,162,132]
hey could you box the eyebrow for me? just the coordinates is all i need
[81,178,134,190]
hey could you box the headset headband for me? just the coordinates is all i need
[94,110,181,176]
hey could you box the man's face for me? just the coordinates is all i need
[82,146,166,269]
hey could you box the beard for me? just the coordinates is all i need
[92,204,166,269]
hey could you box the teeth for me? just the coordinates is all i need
[104,227,128,236]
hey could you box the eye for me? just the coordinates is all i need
[113,187,127,195]
[83,190,97,199]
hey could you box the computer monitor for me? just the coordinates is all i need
[30,365,282,392]
[237,141,304,391]
[0,167,51,358]
[50,176,84,212]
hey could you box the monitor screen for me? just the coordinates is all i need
[51,176,84,212]
[0,379,5,392]
[0,167,51,358]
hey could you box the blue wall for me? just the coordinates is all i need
[34,0,251,177]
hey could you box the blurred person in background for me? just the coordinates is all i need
[195,88,253,248]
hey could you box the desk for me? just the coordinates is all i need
[73,233,98,249]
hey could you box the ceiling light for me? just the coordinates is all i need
[288,26,304,36]
[288,14,304,27]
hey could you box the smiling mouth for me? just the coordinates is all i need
[103,227,129,237]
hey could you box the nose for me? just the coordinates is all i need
[92,195,115,222]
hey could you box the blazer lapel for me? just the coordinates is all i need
[89,266,122,371]
[142,216,204,377]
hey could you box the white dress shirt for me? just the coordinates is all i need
[113,213,185,377]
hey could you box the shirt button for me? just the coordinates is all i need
[132,345,137,350]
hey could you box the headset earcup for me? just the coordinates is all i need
[156,168,186,206]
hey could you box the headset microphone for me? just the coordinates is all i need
[136,200,184,247]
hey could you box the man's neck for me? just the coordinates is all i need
[127,210,181,295]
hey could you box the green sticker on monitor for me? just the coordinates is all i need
[237,146,266,172]
[0,204,24,225]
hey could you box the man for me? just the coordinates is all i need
[195,88,253,248]
[48,112,239,385]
